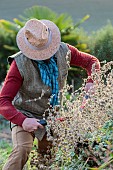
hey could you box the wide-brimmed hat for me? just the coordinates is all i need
[16,19,61,60]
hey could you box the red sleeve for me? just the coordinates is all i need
[67,44,100,82]
[0,60,27,126]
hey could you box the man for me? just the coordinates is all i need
[0,19,100,170]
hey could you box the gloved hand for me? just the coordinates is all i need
[84,82,94,94]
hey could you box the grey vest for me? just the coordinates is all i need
[8,42,71,120]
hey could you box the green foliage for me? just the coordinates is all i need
[19,5,58,21]
[0,140,12,169]
[0,21,19,82]
[88,120,113,170]
[0,117,9,130]
[67,66,87,92]
[49,121,113,170]
[88,22,113,62]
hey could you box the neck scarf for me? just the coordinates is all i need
[36,56,59,107]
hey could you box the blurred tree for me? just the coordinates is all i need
[87,22,113,62]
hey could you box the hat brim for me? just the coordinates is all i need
[16,20,61,60]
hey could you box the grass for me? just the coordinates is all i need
[0,139,12,170]
[0,135,39,170]
[0,121,12,169]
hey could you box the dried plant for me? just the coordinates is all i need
[30,61,113,170]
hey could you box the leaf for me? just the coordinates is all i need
[98,159,113,169]
[19,5,57,21]
[3,45,18,51]
[88,159,113,170]
[13,18,24,27]
[61,14,90,35]
[0,19,19,33]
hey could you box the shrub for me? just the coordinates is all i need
[87,22,113,62]
[29,61,113,169]
[0,22,18,83]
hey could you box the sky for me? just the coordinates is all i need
[0,0,113,33]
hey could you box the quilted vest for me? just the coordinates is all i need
[8,42,71,119]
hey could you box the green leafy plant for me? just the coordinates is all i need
[87,22,113,62]
[0,140,12,169]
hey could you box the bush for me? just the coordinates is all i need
[87,22,113,62]
[0,23,18,83]
[29,61,113,169]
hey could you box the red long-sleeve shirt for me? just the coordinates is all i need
[0,45,100,126]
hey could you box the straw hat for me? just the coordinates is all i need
[16,19,61,60]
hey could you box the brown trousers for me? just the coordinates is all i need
[3,126,52,170]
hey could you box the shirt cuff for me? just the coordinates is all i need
[87,78,94,83]
[11,112,27,127]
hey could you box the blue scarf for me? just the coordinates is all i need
[36,56,59,107]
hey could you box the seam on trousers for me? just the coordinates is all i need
[15,126,18,147]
